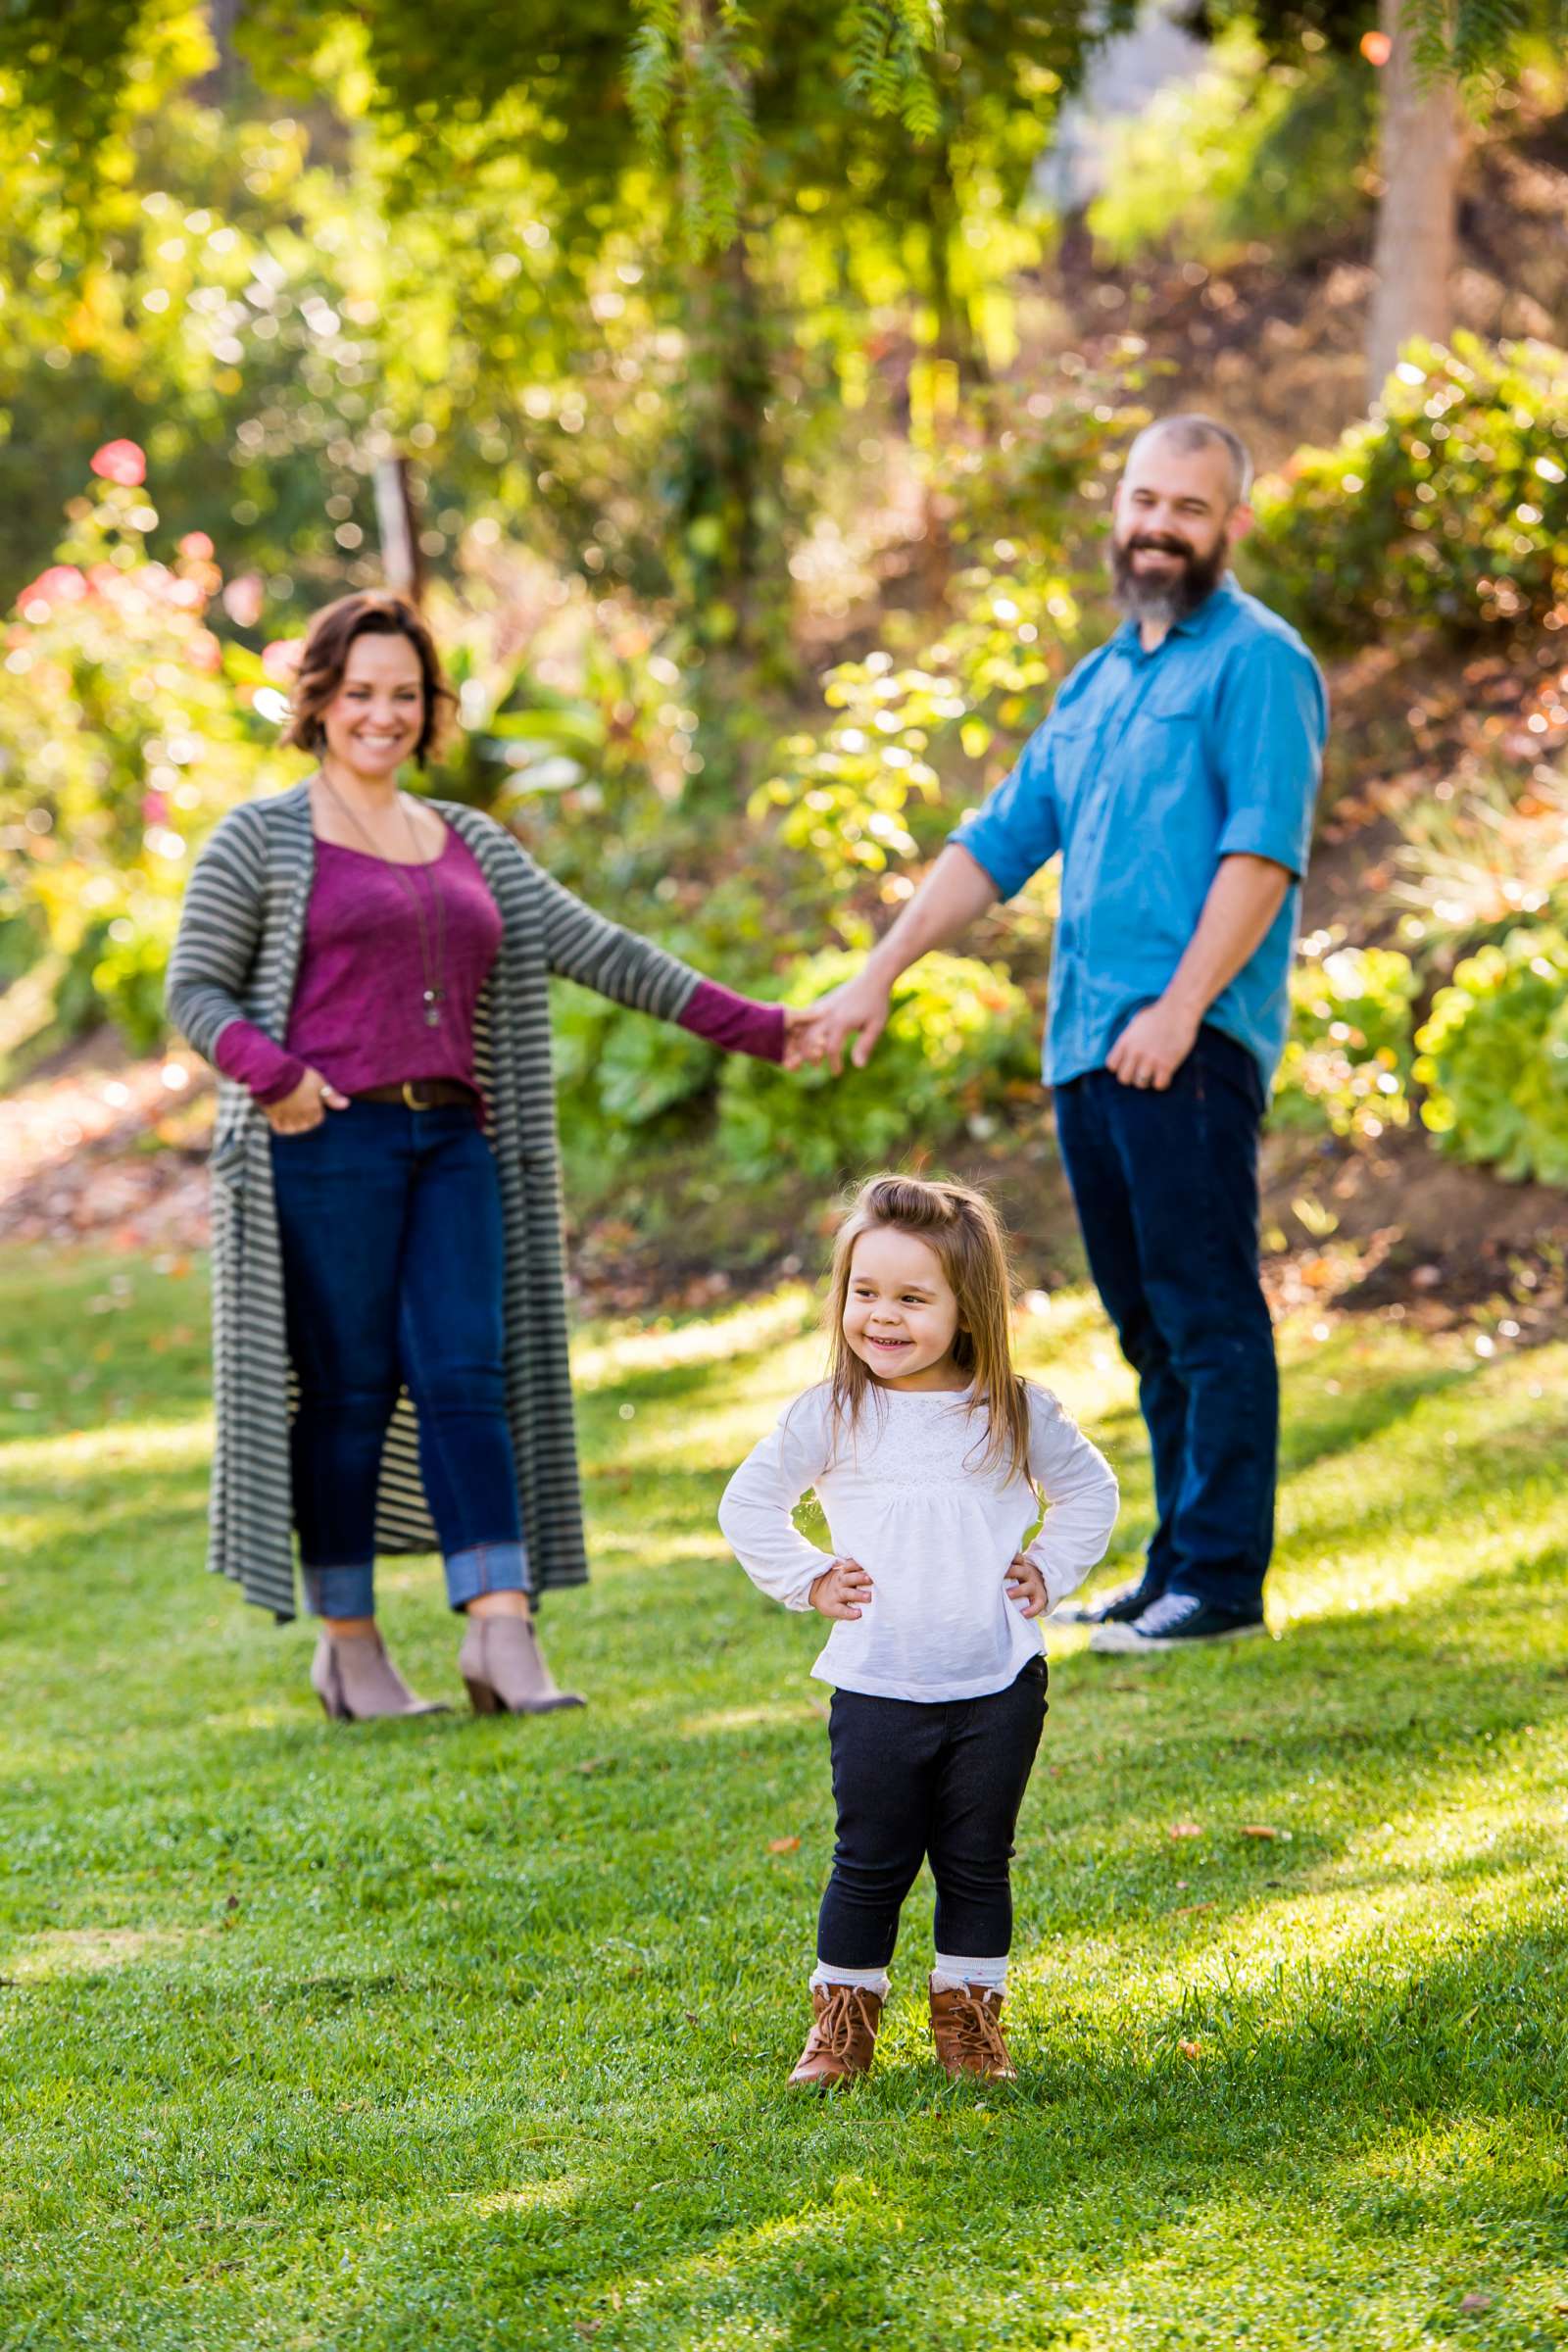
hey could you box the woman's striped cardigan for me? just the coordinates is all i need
[166,779,704,1621]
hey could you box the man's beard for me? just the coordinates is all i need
[1110,531,1228,624]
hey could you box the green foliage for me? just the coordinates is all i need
[1275,944,1418,1139]
[716,948,1038,1181]
[1415,925,1568,1182]
[551,979,720,1176]
[1089,32,1372,267]
[1250,335,1568,650]
[844,0,946,140]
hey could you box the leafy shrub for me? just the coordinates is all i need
[1274,945,1418,1139]
[551,980,720,1173]
[716,950,1039,1183]
[1414,926,1568,1183]
[0,454,279,1052]
[1250,335,1568,650]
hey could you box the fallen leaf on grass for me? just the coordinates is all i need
[767,1836,801,1854]
[1177,2039,1201,2060]
[1173,1902,1214,1916]
[1168,1823,1203,1840]
[1458,2293,1493,2314]
[1241,1825,1280,1839]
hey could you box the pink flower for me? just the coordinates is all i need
[91,439,148,488]
[262,638,303,680]
[141,790,170,822]
[189,629,222,673]
[18,564,89,612]
[221,572,266,628]
[178,530,215,560]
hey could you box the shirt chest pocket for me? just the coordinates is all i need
[1127,686,1211,819]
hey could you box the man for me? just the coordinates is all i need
[809,415,1327,1651]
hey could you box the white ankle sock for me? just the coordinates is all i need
[811,1961,891,1998]
[931,1951,1007,1993]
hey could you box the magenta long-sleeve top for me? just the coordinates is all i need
[214,828,784,1104]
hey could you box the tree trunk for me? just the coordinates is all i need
[1365,0,1463,396]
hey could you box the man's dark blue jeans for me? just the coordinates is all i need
[1053,1024,1275,1619]
[270,1101,529,1619]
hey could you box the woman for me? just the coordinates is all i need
[168,591,815,1721]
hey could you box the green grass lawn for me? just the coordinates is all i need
[2,1247,1566,2351]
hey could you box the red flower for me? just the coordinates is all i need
[91,439,148,488]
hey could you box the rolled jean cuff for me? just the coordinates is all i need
[303,1562,376,1619]
[445,1540,531,1611]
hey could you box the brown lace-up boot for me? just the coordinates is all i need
[787,1983,883,2088]
[928,1979,1017,2080]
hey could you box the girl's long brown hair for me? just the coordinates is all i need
[822,1173,1031,1482]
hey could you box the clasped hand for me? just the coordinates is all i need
[783,972,890,1075]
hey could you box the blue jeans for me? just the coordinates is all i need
[1053,1025,1275,1617]
[270,1102,528,1618]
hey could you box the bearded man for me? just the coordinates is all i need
[809,415,1328,1650]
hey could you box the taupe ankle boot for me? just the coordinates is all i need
[928,1979,1017,2080]
[310,1631,448,1722]
[458,1613,585,1715]
[788,1984,883,2088]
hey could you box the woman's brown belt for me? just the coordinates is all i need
[353,1080,478,1110]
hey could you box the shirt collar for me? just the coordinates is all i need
[1114,571,1241,657]
[1170,572,1242,637]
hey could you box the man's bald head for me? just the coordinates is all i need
[1127,415,1253,506]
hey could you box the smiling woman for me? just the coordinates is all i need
[166,592,828,1723]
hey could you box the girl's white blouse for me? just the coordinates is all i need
[718,1381,1119,1702]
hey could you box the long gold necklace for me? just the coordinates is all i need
[317,775,449,1028]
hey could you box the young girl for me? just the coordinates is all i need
[719,1173,1118,2087]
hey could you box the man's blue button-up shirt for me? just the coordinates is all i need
[952,574,1328,1093]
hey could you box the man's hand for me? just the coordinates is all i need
[808,1556,875,1620]
[801,970,893,1076]
[1004,1553,1050,1620]
[1104,996,1201,1091]
[264,1067,350,1135]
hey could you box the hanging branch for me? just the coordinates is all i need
[1402,0,1565,84]
[626,0,946,254]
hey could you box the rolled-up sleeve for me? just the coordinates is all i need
[950,725,1061,902]
[1213,638,1327,880]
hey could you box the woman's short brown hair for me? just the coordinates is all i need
[281,592,456,767]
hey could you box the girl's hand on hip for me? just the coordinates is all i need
[1004,1553,1050,1619]
[809,1557,874,1620]
[264,1067,350,1135]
